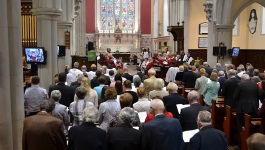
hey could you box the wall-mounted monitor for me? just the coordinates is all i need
[57,45,66,57]
[24,47,46,64]
[232,47,240,57]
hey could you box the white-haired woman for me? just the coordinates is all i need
[51,90,70,135]
[68,106,107,150]
[149,78,169,100]
[107,107,141,150]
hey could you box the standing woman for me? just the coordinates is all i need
[74,77,99,107]
[70,86,94,126]
[202,72,220,108]
[99,87,121,131]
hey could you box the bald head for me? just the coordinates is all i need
[241,74,250,81]
[187,90,200,104]
[150,99,165,115]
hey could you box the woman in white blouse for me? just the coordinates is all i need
[133,87,150,113]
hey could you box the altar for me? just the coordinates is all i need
[95,28,141,54]
[112,53,131,63]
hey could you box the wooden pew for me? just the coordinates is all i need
[223,105,238,145]
[199,95,205,106]
[241,114,262,150]
[177,85,185,98]
[211,100,225,131]
[183,88,195,99]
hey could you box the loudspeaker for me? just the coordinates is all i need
[213,46,219,56]
[213,46,227,56]
[58,46,66,57]
[220,47,227,56]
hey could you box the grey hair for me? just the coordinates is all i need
[133,75,141,87]
[247,133,265,150]
[241,74,250,81]
[82,106,99,123]
[215,63,221,67]
[166,82,178,91]
[218,70,225,77]
[40,99,55,113]
[76,73,84,81]
[187,90,200,102]
[119,107,136,124]
[75,86,87,99]
[197,110,212,126]
[154,78,164,90]
[150,99,165,110]
[51,90,61,102]
[74,62,79,68]
[227,69,236,76]
[148,68,156,75]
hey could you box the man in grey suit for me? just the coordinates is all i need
[50,90,70,135]
[141,99,184,150]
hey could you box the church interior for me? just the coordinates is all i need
[1,0,265,149]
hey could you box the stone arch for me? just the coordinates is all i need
[232,0,265,23]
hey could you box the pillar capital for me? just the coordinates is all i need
[32,0,62,18]
[215,24,234,31]
[58,21,73,29]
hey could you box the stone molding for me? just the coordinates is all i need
[203,1,213,22]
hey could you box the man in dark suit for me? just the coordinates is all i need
[22,99,67,150]
[179,90,208,131]
[163,82,188,119]
[121,80,138,106]
[90,70,102,89]
[91,69,111,88]
[108,107,141,150]
[141,99,184,150]
[123,67,133,82]
[136,66,144,80]
[68,106,107,150]
[70,73,84,92]
[222,69,240,109]
[182,66,196,88]
[190,110,227,150]
[48,72,74,107]
[218,70,227,96]
[203,62,213,78]
[233,74,259,143]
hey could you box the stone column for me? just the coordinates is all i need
[169,0,176,51]
[57,21,72,72]
[58,0,73,72]
[0,0,24,149]
[73,0,82,56]
[32,0,62,90]
[206,0,234,67]
[163,0,169,36]
[80,0,86,56]
[215,24,234,65]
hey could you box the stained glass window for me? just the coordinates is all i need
[100,0,135,30]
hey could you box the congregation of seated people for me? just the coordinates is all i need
[23,55,265,150]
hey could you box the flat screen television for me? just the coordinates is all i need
[24,47,46,64]
[57,45,66,57]
[232,47,240,57]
